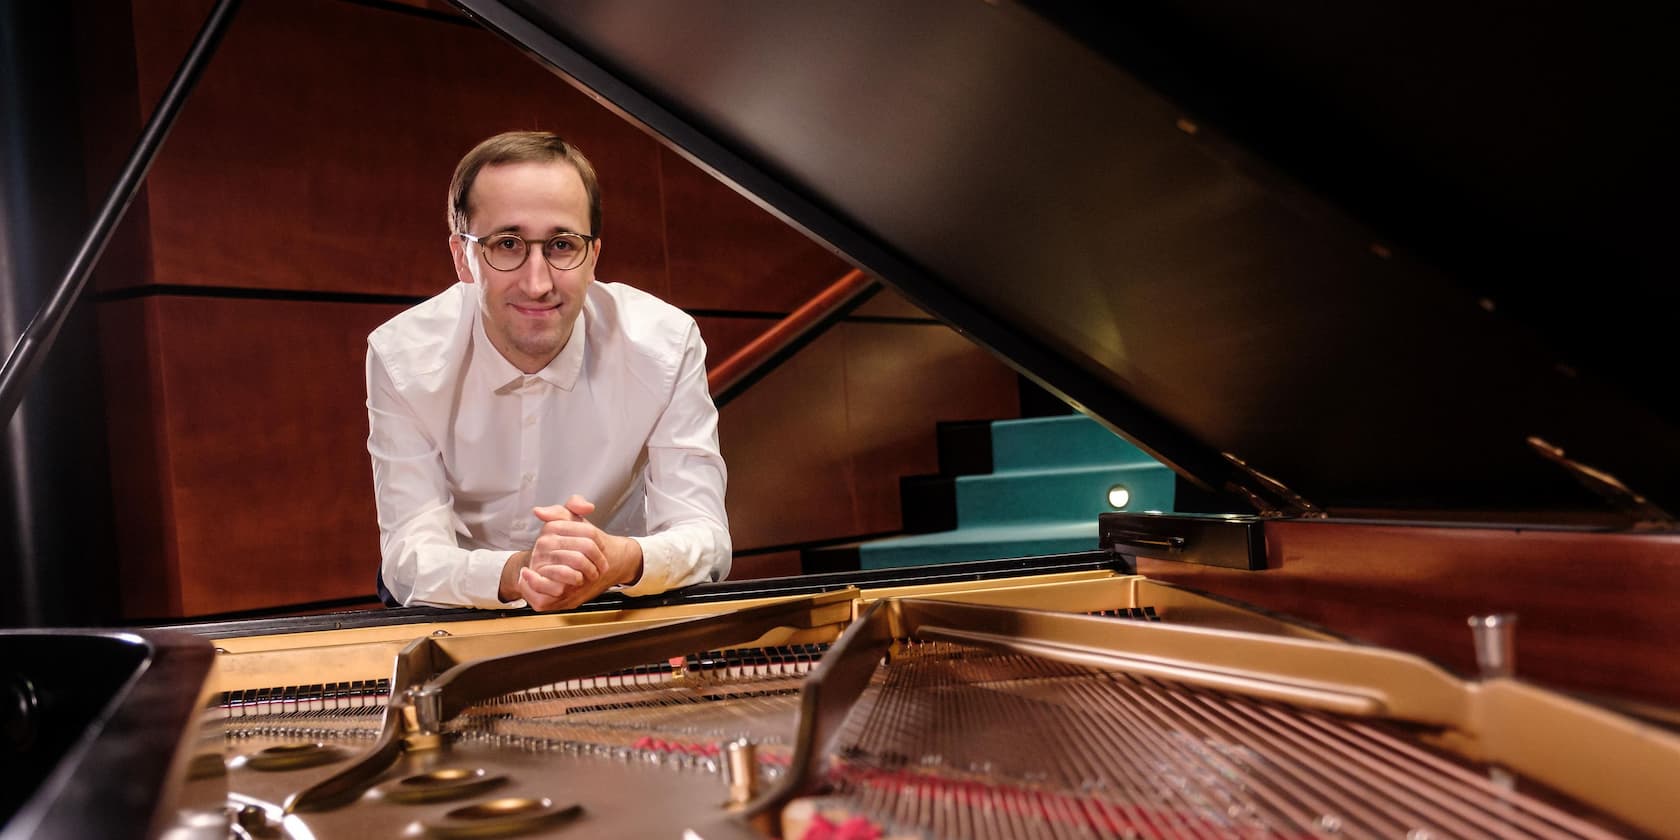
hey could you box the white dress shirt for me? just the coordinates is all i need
[366,280,731,608]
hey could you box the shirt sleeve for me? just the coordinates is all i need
[621,322,732,596]
[366,347,520,609]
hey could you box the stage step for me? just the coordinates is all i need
[803,413,1175,572]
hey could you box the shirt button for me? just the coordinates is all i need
[524,415,537,427]
[522,473,535,484]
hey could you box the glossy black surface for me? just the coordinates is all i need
[156,551,1121,640]
[456,0,1679,516]
[0,630,217,840]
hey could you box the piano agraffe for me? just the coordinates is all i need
[7,1,1679,838]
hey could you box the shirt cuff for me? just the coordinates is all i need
[469,549,524,609]
[618,536,670,598]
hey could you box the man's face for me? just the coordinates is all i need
[450,160,601,374]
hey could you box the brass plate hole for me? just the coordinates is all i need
[376,768,505,804]
[452,798,546,820]
[411,768,478,785]
[423,798,583,839]
[245,742,348,771]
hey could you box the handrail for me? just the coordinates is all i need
[706,268,879,408]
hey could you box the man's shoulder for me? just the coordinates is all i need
[589,282,698,354]
[368,282,474,389]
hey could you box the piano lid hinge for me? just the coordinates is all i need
[1222,451,1327,519]
[1527,436,1678,531]
[1225,482,1286,518]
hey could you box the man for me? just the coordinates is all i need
[366,131,730,611]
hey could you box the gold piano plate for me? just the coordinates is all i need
[193,576,1680,839]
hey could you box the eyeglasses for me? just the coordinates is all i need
[459,231,597,272]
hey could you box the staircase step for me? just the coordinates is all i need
[955,461,1174,526]
[844,411,1178,573]
[935,420,995,476]
[990,414,1155,471]
[899,475,957,534]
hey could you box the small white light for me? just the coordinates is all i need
[1107,484,1131,509]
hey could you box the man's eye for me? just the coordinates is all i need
[491,237,523,251]
[548,238,577,253]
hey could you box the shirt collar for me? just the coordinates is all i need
[472,306,587,393]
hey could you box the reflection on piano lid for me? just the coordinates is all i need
[456,0,1680,517]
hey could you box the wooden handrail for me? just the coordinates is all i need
[707,269,879,408]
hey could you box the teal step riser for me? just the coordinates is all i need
[954,463,1175,526]
[990,415,1156,472]
[855,412,1177,570]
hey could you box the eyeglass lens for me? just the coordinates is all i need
[480,233,590,271]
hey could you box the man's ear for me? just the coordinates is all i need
[449,234,475,284]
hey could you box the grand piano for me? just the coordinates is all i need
[4,1,1678,838]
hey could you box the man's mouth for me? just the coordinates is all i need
[511,302,561,317]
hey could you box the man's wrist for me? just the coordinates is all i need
[614,536,645,588]
[499,551,530,602]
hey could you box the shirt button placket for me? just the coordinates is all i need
[520,385,540,510]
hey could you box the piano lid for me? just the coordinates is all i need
[455,0,1679,518]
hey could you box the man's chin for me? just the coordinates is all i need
[511,329,567,361]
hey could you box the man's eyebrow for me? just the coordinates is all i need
[489,224,585,236]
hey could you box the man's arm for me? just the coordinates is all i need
[621,321,732,596]
[367,348,519,608]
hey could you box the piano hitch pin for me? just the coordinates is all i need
[1467,613,1518,679]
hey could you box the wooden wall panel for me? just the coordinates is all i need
[690,316,767,370]
[842,323,1020,532]
[107,296,402,618]
[729,551,801,582]
[100,298,180,617]
[713,327,858,549]
[854,288,932,319]
[711,317,1020,554]
[117,0,668,297]
[660,146,851,312]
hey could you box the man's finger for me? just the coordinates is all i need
[532,503,582,523]
[519,566,573,599]
[564,494,596,518]
[520,572,571,612]
[530,547,600,582]
[525,561,585,588]
[537,519,597,540]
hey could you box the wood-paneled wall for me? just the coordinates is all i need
[84,0,1020,618]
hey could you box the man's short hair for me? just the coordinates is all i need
[448,131,602,237]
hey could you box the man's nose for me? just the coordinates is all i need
[518,251,554,299]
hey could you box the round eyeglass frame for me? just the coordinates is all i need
[459,231,597,272]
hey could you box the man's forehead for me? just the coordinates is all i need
[467,160,588,228]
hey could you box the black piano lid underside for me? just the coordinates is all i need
[456,0,1679,516]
